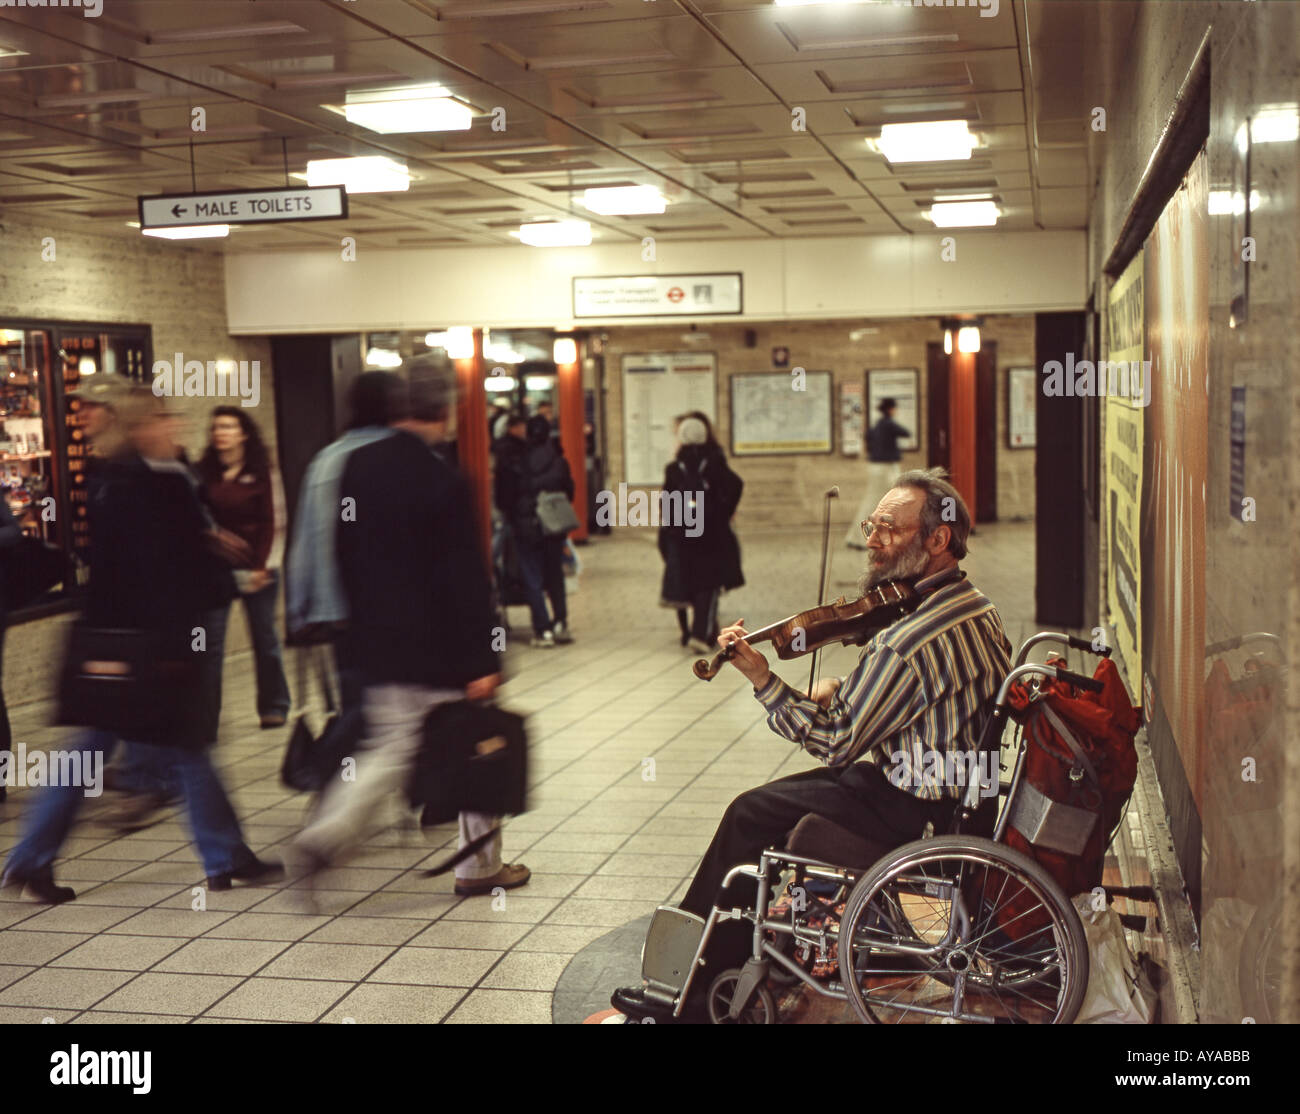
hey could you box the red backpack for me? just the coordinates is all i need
[995,656,1140,938]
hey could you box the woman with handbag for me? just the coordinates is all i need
[1,389,282,903]
[493,413,575,648]
[195,406,291,729]
[658,414,744,653]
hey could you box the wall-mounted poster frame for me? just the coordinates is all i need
[865,368,919,452]
[730,370,833,456]
[621,351,717,485]
[839,380,864,456]
[1007,367,1037,449]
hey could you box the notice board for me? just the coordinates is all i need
[621,352,716,485]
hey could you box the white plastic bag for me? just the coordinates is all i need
[1072,893,1157,1023]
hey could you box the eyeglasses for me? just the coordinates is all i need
[860,515,920,545]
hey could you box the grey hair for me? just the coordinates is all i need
[891,467,971,559]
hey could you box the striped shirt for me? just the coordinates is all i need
[753,566,1012,801]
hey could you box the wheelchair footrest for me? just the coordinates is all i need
[642,905,705,998]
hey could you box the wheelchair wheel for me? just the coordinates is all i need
[707,969,776,1024]
[838,836,1088,1024]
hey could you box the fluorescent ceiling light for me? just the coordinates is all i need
[142,224,231,240]
[484,342,526,364]
[928,200,999,228]
[877,120,978,164]
[1252,107,1299,144]
[514,220,592,247]
[342,83,473,134]
[1208,189,1260,216]
[306,155,410,193]
[526,376,555,391]
[553,337,578,364]
[485,377,518,392]
[364,347,403,369]
[580,186,666,215]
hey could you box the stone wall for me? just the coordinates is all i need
[599,314,1037,532]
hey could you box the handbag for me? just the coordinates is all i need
[408,700,529,825]
[535,490,579,536]
[280,646,361,791]
[0,535,67,610]
[56,623,199,742]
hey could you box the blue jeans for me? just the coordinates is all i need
[3,731,254,879]
[515,535,567,637]
[205,572,292,729]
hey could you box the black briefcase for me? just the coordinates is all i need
[56,623,199,743]
[280,646,362,792]
[1,535,67,610]
[408,700,529,825]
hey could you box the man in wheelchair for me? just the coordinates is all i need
[613,468,1013,1022]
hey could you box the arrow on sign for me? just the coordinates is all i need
[171,204,187,218]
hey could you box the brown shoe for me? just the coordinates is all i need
[260,714,287,729]
[454,863,531,897]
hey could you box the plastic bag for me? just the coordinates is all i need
[1072,893,1157,1023]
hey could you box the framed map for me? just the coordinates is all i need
[730,371,833,455]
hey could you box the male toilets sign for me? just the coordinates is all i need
[138,186,347,230]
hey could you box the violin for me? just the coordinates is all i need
[692,579,921,682]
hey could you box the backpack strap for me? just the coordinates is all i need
[1038,701,1100,791]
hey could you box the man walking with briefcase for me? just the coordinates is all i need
[293,370,530,897]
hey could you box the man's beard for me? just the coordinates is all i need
[858,532,929,595]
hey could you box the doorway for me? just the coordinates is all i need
[926,340,998,523]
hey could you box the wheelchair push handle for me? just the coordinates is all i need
[1065,633,1111,658]
[1052,665,1105,693]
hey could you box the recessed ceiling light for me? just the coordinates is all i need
[306,156,410,193]
[142,225,231,240]
[580,186,667,216]
[513,221,592,247]
[928,200,999,228]
[341,83,473,134]
[1252,106,1299,144]
[876,120,978,164]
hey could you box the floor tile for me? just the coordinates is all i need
[258,942,394,982]
[320,984,465,1024]
[479,952,572,991]
[48,934,188,971]
[367,946,501,988]
[444,989,552,1024]
[0,967,136,1010]
[153,937,291,976]
[201,977,350,1022]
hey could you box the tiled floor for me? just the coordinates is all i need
[0,520,1169,1023]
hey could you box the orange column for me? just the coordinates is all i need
[455,328,492,562]
[948,350,978,516]
[556,344,588,542]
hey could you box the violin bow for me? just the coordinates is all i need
[808,485,839,696]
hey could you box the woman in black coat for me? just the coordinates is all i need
[659,413,744,652]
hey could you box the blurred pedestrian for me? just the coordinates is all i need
[196,407,291,729]
[659,413,744,652]
[494,413,575,647]
[1,389,282,902]
[845,397,910,549]
[286,372,403,714]
[294,372,528,897]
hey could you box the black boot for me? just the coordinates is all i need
[1,869,76,905]
[207,856,285,891]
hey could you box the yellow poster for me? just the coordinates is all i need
[1105,253,1144,699]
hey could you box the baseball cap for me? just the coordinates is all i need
[66,372,136,410]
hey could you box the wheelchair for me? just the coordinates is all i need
[639,632,1112,1024]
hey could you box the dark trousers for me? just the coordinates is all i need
[516,534,568,636]
[678,762,961,974]
[676,589,720,644]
